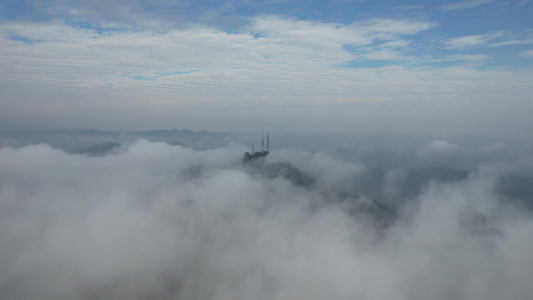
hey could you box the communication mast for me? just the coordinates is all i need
[243,130,271,162]
[267,132,270,152]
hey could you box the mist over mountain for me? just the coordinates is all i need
[2,0,533,297]
[1,126,533,299]
[2,119,532,166]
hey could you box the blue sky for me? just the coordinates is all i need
[0,0,532,134]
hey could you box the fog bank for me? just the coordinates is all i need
[0,140,532,300]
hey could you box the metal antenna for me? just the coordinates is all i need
[267,132,270,152]
[262,129,264,152]
[252,145,254,154]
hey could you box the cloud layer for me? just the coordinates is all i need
[0,0,532,133]
[1,140,532,299]
[1,12,533,133]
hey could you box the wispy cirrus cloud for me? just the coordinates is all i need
[489,33,533,47]
[445,31,504,50]
[355,18,436,35]
[438,0,495,11]
[445,30,533,50]
[523,49,533,58]
[443,54,492,62]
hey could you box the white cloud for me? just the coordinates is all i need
[446,31,504,50]
[419,140,463,159]
[1,18,533,133]
[490,39,527,47]
[487,30,533,47]
[446,30,533,50]
[379,39,411,49]
[24,0,195,29]
[360,50,403,61]
[355,18,437,35]
[522,49,533,58]
[1,140,533,299]
[250,15,370,48]
[439,0,495,11]
[0,18,435,105]
[444,54,492,62]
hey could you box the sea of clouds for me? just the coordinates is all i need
[1,139,532,300]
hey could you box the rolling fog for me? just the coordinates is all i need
[1,139,533,300]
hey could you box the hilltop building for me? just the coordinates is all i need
[243,131,270,161]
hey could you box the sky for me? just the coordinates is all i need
[1,0,533,134]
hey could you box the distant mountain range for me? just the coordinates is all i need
[0,119,235,153]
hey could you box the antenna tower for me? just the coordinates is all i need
[267,132,270,152]
[262,130,264,152]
